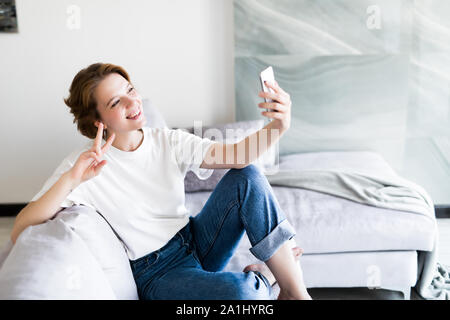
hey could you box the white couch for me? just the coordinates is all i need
[0,150,436,299]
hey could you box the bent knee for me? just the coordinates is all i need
[229,164,264,182]
[233,164,261,175]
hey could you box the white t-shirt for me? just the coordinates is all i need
[31,127,217,261]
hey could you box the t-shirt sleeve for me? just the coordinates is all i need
[30,149,89,208]
[167,128,217,180]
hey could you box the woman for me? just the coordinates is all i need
[10,63,311,300]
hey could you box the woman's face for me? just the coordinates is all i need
[94,73,146,134]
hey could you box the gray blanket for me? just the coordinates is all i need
[266,169,448,300]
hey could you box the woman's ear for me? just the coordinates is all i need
[94,120,107,130]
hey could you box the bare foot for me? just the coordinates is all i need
[242,247,303,286]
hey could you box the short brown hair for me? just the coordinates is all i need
[64,63,131,139]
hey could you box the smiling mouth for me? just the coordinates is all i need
[126,110,142,120]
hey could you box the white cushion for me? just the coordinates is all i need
[0,219,116,299]
[57,205,138,300]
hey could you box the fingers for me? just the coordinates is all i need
[258,102,287,112]
[269,80,289,96]
[101,133,115,154]
[85,151,102,164]
[93,160,107,175]
[93,122,104,155]
[92,122,115,157]
[261,110,285,120]
[263,80,279,94]
[264,80,282,95]
[259,91,289,105]
[259,81,290,105]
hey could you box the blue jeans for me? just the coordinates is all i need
[129,164,296,300]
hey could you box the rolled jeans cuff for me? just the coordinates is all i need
[249,219,296,262]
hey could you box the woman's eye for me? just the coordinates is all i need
[110,87,134,108]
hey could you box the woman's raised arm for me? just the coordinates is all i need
[10,123,115,244]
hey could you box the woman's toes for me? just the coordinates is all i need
[243,264,259,273]
[293,247,304,259]
[243,263,276,286]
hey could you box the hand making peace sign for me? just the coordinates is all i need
[68,123,115,186]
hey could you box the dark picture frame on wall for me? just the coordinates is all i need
[0,0,18,32]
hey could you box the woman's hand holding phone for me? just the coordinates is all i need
[258,67,292,132]
[68,123,115,186]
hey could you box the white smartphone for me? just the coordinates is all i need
[259,66,276,115]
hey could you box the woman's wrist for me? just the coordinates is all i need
[62,170,81,191]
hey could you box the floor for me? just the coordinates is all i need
[0,217,449,300]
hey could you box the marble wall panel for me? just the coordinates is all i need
[234,0,450,203]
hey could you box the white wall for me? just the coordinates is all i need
[0,0,235,203]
